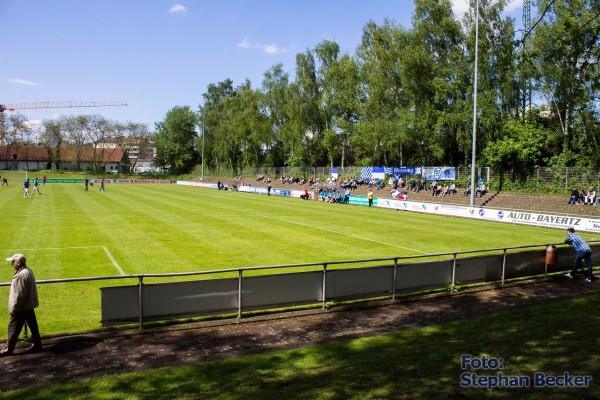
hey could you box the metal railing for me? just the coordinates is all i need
[3,241,596,332]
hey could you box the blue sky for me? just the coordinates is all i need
[0,0,523,130]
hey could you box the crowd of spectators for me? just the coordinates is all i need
[568,186,598,205]
[247,173,485,203]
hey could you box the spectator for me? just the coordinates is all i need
[568,188,579,204]
[578,189,587,205]
[367,189,374,207]
[585,187,596,205]
[0,254,43,356]
[476,183,487,197]
[440,184,449,197]
[564,228,593,282]
[344,188,351,204]
[463,183,471,196]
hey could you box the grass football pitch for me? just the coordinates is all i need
[0,177,586,337]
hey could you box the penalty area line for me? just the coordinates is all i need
[0,245,125,276]
[262,216,428,254]
[102,246,125,276]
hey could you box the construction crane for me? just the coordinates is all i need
[0,100,127,139]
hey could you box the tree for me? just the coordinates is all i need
[114,122,151,173]
[39,121,63,169]
[482,120,547,179]
[154,106,198,173]
[261,64,292,167]
[3,113,32,170]
[355,19,412,166]
[532,0,600,166]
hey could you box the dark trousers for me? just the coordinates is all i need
[5,309,42,353]
[571,250,593,280]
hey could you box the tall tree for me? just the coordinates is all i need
[154,106,198,173]
[532,0,600,167]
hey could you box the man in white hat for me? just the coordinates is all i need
[0,254,42,356]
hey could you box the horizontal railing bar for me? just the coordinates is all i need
[0,240,591,287]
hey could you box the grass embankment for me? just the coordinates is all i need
[1,294,598,399]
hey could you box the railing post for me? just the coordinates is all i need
[502,249,507,285]
[322,263,327,309]
[238,269,243,319]
[138,275,144,329]
[452,254,457,285]
[392,258,398,301]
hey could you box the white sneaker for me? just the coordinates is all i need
[564,273,573,279]
[585,278,592,283]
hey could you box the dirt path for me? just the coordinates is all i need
[0,275,598,393]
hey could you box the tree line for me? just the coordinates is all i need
[154,0,599,178]
[3,1,598,178]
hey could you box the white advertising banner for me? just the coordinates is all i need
[377,199,600,233]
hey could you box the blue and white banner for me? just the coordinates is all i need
[361,166,385,180]
[384,166,417,176]
[424,167,456,181]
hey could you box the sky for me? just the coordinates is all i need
[0,0,523,131]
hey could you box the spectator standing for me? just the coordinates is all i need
[344,188,351,204]
[0,254,43,356]
[84,177,89,191]
[564,228,593,282]
[367,190,374,207]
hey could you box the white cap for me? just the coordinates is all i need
[5,254,26,263]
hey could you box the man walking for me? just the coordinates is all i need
[23,179,31,198]
[31,177,42,195]
[564,228,594,282]
[0,254,42,356]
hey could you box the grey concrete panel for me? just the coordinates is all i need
[395,260,453,290]
[142,278,238,318]
[326,266,393,299]
[242,271,323,308]
[101,285,139,323]
[454,255,503,283]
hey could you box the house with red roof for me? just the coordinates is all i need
[0,145,127,172]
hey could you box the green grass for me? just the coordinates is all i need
[0,171,590,337]
[1,293,598,399]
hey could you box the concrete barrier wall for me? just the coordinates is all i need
[101,244,599,326]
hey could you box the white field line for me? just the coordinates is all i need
[0,245,125,276]
[262,216,429,254]
[102,246,125,275]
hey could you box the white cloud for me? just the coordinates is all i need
[5,78,40,86]
[169,4,187,14]
[452,0,469,17]
[237,37,283,55]
[260,44,280,55]
[452,0,523,18]
[505,0,523,14]
[237,37,253,49]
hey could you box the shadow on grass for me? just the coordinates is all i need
[2,294,599,400]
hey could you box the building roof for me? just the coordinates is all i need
[0,145,125,163]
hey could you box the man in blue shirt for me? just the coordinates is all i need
[564,228,593,282]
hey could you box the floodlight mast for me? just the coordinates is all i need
[469,0,480,208]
